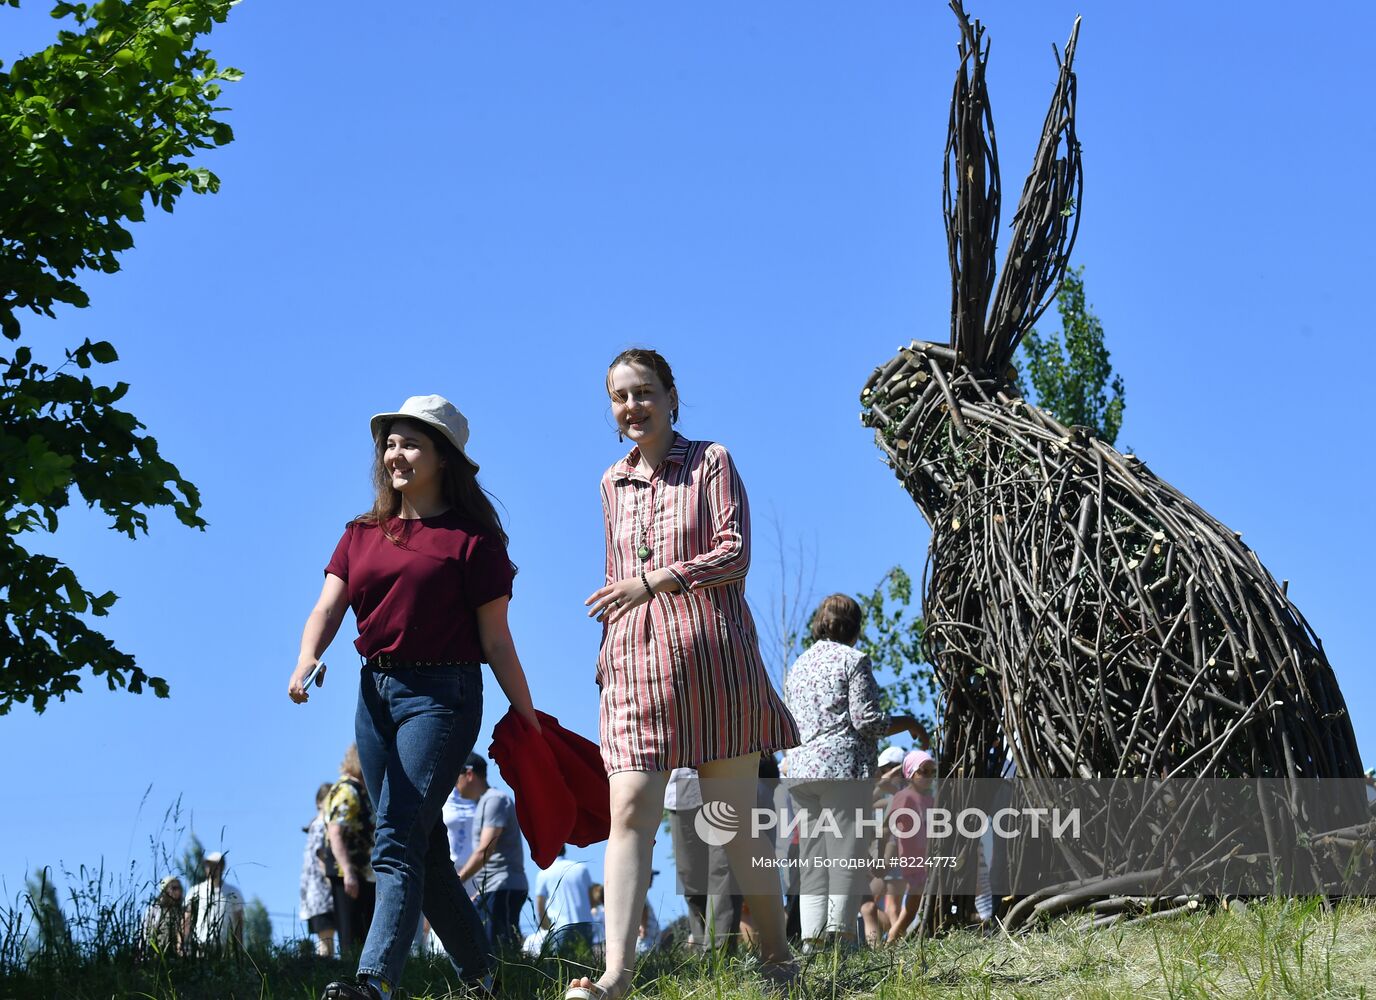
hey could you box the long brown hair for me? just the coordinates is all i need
[359,418,512,559]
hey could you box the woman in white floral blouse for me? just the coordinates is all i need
[783,594,927,949]
[300,782,337,957]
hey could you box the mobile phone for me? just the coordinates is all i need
[302,661,325,689]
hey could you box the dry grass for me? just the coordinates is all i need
[644,899,1376,1000]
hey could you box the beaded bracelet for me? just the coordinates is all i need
[640,570,655,600]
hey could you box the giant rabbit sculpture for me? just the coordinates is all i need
[861,2,1368,931]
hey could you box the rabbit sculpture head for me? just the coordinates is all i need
[864,1,1082,520]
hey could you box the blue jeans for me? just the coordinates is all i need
[474,888,527,949]
[354,665,489,989]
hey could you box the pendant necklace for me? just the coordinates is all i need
[632,483,661,563]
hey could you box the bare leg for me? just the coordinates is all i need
[315,927,336,958]
[886,890,918,944]
[859,899,881,946]
[738,907,759,950]
[883,885,904,938]
[568,770,668,999]
[697,754,792,967]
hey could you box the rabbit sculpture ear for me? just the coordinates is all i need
[982,14,1084,374]
[944,1,1001,369]
[943,2,1083,375]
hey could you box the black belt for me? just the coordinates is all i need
[363,654,479,672]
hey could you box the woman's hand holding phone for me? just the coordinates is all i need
[288,660,327,703]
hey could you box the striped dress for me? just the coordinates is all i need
[596,434,800,774]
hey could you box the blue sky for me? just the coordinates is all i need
[3,1,1374,940]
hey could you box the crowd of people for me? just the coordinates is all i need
[651,598,955,957]
[251,346,961,1000]
[140,852,245,957]
[292,746,613,964]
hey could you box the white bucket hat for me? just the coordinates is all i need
[370,394,479,471]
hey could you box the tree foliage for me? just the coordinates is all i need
[177,832,205,885]
[23,867,72,959]
[242,897,270,951]
[1,0,239,714]
[857,566,937,739]
[1018,266,1126,445]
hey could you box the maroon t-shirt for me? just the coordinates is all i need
[325,512,514,663]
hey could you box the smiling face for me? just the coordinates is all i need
[609,362,677,455]
[382,418,446,498]
[911,759,936,792]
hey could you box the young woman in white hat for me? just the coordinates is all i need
[288,395,540,1000]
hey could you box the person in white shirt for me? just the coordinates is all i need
[183,852,244,953]
[528,848,595,956]
[442,780,478,894]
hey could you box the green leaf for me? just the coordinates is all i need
[63,575,89,614]
[88,340,118,364]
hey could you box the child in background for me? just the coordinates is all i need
[884,750,936,944]
[872,747,908,937]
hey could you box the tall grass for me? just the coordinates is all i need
[3,795,1372,1000]
[3,895,1374,999]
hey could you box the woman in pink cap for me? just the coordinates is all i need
[884,749,936,943]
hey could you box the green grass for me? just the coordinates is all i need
[4,898,1376,1000]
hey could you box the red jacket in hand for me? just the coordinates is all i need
[488,709,611,869]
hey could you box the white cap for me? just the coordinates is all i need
[878,746,907,767]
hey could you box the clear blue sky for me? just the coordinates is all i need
[4,1,1374,941]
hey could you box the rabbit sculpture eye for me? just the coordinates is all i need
[861,2,1368,931]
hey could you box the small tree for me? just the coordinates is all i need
[857,566,937,741]
[178,833,205,886]
[1017,266,1126,445]
[1,0,240,714]
[755,516,817,682]
[243,897,271,951]
[23,867,71,959]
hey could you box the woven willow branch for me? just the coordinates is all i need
[860,346,1366,929]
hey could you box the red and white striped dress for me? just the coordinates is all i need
[596,435,800,775]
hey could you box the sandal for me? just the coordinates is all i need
[564,977,628,1000]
